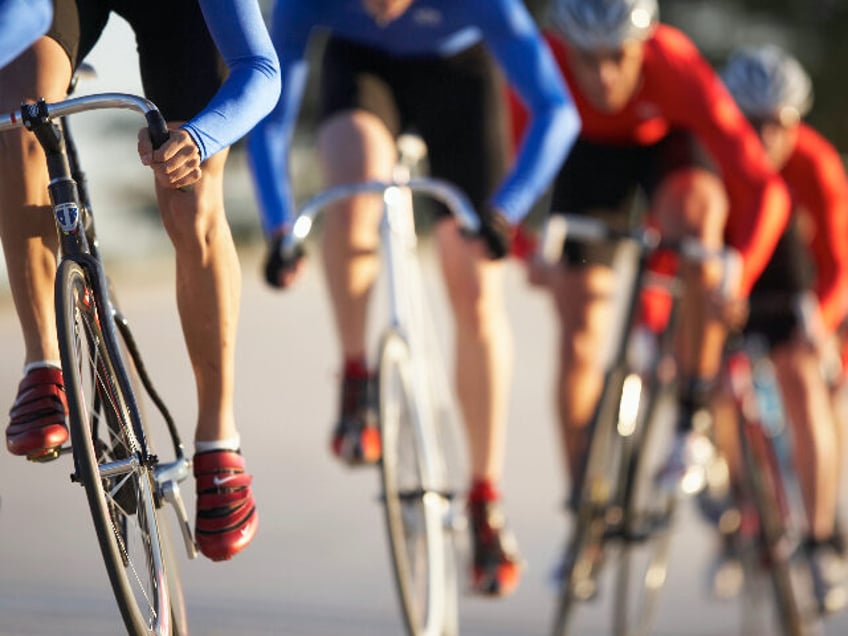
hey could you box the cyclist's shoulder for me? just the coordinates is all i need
[793,123,841,160]
[644,24,706,70]
[786,124,848,188]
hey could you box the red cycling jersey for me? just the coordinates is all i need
[510,25,790,295]
[781,124,848,332]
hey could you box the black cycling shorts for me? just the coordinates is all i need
[48,0,227,122]
[550,130,715,266]
[744,214,815,349]
[318,36,509,217]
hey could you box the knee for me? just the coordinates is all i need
[560,325,601,371]
[159,192,229,255]
[654,169,728,246]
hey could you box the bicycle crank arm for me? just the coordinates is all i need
[155,459,198,559]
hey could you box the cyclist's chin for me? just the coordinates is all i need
[586,90,630,114]
[364,0,412,24]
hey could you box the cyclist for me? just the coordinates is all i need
[705,45,848,609]
[247,0,580,596]
[0,0,280,562]
[0,0,52,69]
[510,0,791,508]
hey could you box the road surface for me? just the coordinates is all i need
[0,248,846,636]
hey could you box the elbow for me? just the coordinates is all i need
[555,101,582,147]
[534,95,581,142]
[246,55,283,120]
[37,3,53,33]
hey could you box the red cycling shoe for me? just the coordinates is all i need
[193,449,258,561]
[330,372,381,466]
[6,366,69,459]
[468,490,523,597]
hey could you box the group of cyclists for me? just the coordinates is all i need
[1,0,847,620]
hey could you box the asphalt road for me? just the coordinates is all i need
[1,247,847,636]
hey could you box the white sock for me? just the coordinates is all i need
[195,433,241,454]
[23,360,62,374]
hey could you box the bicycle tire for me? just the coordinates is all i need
[552,366,629,636]
[57,259,174,635]
[729,352,807,636]
[377,328,456,636]
[739,421,812,636]
[612,366,677,636]
[113,307,189,636]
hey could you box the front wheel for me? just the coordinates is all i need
[377,329,457,636]
[612,370,677,636]
[57,260,174,635]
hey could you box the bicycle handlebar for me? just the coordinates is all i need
[282,178,480,260]
[540,212,743,298]
[0,92,170,150]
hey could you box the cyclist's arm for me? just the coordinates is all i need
[669,39,790,295]
[178,0,281,163]
[476,0,580,225]
[0,0,51,69]
[796,131,848,331]
[246,2,316,236]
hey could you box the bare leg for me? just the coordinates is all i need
[436,222,512,482]
[316,110,395,362]
[548,263,617,488]
[773,338,839,540]
[652,169,729,383]
[154,144,238,444]
[0,38,72,369]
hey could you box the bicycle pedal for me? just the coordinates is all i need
[26,446,63,463]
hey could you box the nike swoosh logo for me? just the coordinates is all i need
[213,475,238,487]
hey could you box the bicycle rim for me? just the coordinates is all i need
[553,368,629,636]
[57,260,172,635]
[613,372,676,636]
[114,306,189,636]
[738,423,808,636]
[378,329,454,636]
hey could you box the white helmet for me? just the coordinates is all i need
[721,45,813,125]
[550,0,659,50]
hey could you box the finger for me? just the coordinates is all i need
[137,128,154,165]
[157,147,202,182]
[152,162,202,190]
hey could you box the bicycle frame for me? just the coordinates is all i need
[722,332,821,635]
[0,94,196,557]
[285,175,477,636]
[542,213,742,636]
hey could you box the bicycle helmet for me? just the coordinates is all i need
[550,0,659,50]
[721,45,813,125]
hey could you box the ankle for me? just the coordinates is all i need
[469,477,501,504]
[343,356,369,379]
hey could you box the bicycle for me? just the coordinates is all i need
[0,90,197,635]
[279,135,478,636]
[538,214,741,636]
[715,314,832,636]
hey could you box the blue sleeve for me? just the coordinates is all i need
[479,0,580,224]
[179,0,281,162]
[246,2,315,235]
[0,0,51,69]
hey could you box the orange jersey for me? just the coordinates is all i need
[510,25,791,295]
[782,124,848,331]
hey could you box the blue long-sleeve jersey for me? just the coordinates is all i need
[0,0,52,69]
[181,0,280,162]
[247,0,580,234]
